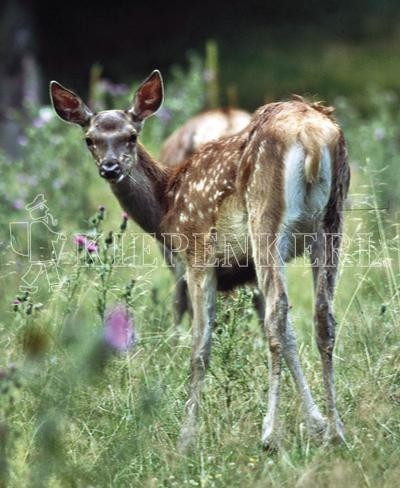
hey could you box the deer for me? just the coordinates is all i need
[50,70,350,451]
[159,108,252,167]
[159,108,254,328]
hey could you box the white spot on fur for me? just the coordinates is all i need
[196,180,205,192]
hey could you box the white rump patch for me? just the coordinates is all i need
[283,143,332,230]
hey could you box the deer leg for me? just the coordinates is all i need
[312,233,345,444]
[253,283,327,439]
[179,267,216,451]
[249,219,288,449]
[282,317,327,437]
[252,231,324,449]
[252,287,266,325]
[163,244,191,335]
[173,260,192,330]
[259,267,287,450]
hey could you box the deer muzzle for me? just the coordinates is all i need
[99,159,123,182]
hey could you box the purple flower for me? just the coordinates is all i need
[12,298,21,311]
[17,135,28,146]
[156,107,172,124]
[73,234,98,253]
[99,79,129,97]
[13,199,24,209]
[74,234,87,248]
[33,107,55,128]
[86,241,98,253]
[120,212,129,231]
[104,304,136,352]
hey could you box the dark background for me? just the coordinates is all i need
[1,0,400,109]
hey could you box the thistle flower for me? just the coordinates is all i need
[86,241,98,253]
[105,231,113,246]
[120,212,129,232]
[73,234,87,249]
[98,205,106,220]
[104,304,136,352]
[73,234,98,253]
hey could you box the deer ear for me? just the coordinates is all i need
[130,70,164,121]
[49,81,93,126]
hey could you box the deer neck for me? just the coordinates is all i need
[109,144,171,238]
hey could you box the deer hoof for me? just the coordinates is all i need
[324,420,345,446]
[178,422,197,454]
[307,413,328,439]
[261,429,279,453]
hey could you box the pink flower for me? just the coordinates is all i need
[104,304,136,352]
[86,241,98,253]
[74,234,87,248]
[73,234,98,253]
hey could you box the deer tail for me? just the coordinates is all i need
[300,129,322,184]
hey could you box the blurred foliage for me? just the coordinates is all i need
[0,107,92,234]
[336,89,400,211]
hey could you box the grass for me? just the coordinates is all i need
[0,62,399,487]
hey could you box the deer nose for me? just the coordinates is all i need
[99,159,122,180]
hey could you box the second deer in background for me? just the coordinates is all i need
[159,108,252,327]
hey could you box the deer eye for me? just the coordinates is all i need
[85,137,94,147]
[128,134,137,145]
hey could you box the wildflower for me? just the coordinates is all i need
[105,231,113,246]
[13,199,24,210]
[33,107,54,128]
[86,241,97,253]
[156,107,172,124]
[99,79,129,97]
[74,234,87,249]
[124,279,136,298]
[12,298,21,311]
[73,234,98,253]
[17,135,28,146]
[98,204,106,220]
[104,304,136,352]
[120,212,129,232]
[374,127,385,141]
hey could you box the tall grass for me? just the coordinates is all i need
[0,57,399,487]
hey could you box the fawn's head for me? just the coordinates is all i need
[50,71,164,183]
